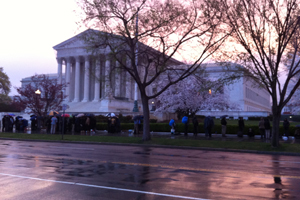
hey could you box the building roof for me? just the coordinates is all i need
[53,29,184,65]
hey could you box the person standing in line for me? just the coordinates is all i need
[169,119,176,135]
[85,116,90,135]
[192,116,199,137]
[2,116,6,132]
[182,116,189,136]
[283,118,290,137]
[50,115,57,134]
[46,117,51,134]
[264,118,271,139]
[259,117,265,139]
[133,115,140,135]
[238,117,244,137]
[204,116,214,138]
[221,116,227,137]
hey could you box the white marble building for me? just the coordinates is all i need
[20,30,271,119]
[196,63,271,119]
[51,30,182,114]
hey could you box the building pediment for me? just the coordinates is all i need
[53,29,95,50]
[53,38,86,50]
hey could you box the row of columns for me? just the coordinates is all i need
[57,55,137,103]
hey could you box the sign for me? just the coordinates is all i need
[62,104,68,111]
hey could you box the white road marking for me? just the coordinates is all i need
[48,146,94,150]
[0,172,209,200]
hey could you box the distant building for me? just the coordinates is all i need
[21,73,59,87]
[196,63,271,119]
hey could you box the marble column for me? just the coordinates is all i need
[65,57,72,102]
[82,55,90,102]
[104,57,111,98]
[115,61,121,97]
[57,57,63,85]
[73,56,81,102]
[125,58,132,100]
[93,58,101,102]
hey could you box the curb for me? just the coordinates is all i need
[1,137,300,157]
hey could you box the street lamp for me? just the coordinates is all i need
[35,89,41,95]
[151,101,156,111]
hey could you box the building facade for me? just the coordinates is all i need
[196,64,271,119]
[52,30,182,114]
[21,31,271,119]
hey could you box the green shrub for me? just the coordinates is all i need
[248,116,263,121]
[150,119,158,123]
[120,115,133,123]
[281,115,300,122]
[96,122,298,136]
[95,115,108,123]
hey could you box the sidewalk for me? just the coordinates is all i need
[95,130,299,143]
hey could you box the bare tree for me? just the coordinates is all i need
[78,0,230,140]
[211,0,300,147]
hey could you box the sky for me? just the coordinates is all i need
[0,0,290,100]
[0,0,83,95]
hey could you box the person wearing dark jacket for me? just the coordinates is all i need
[204,116,214,138]
[238,117,244,137]
[221,117,227,137]
[258,117,265,139]
[283,118,290,137]
[264,118,271,139]
[192,116,199,136]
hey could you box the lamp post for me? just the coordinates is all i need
[35,89,41,133]
[61,104,67,140]
[151,101,156,111]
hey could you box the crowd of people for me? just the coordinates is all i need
[45,114,97,135]
[0,114,294,139]
[0,113,97,135]
[2,115,28,133]
[170,116,291,140]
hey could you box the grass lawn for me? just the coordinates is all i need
[213,119,300,126]
[0,132,300,155]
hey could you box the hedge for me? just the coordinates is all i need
[96,123,298,136]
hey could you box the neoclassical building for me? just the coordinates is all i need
[21,30,271,119]
[52,30,183,114]
[196,63,271,119]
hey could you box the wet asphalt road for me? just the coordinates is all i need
[0,140,300,200]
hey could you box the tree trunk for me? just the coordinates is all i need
[141,95,151,141]
[271,112,281,148]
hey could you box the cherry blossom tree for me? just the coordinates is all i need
[155,74,237,117]
[14,74,66,118]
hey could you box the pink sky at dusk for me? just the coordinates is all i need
[0,0,84,95]
[0,0,289,99]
